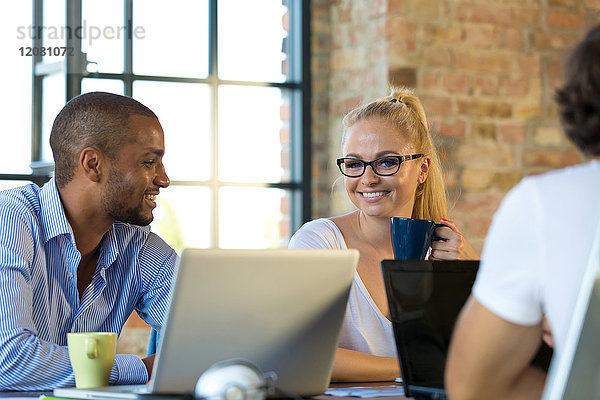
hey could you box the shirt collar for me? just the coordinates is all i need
[39,179,124,270]
[99,224,119,269]
[39,178,75,243]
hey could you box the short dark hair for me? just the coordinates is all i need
[49,91,158,187]
[555,24,600,156]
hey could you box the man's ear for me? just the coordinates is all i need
[79,147,104,183]
[418,156,431,184]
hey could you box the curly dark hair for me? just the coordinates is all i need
[555,24,600,156]
[49,92,158,188]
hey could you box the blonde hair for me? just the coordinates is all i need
[341,86,448,221]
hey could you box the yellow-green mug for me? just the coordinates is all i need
[67,332,117,388]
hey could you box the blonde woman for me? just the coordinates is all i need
[289,87,477,382]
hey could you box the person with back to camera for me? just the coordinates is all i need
[0,92,175,390]
[288,87,478,382]
[445,24,600,399]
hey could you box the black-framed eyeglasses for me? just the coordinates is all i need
[336,154,424,177]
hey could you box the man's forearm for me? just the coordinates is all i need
[504,366,546,400]
[448,366,546,400]
[0,333,74,390]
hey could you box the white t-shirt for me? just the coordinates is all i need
[473,160,600,355]
[288,218,397,357]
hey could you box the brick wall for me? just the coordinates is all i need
[311,0,335,218]
[311,0,599,252]
[119,313,151,358]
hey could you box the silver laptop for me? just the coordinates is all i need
[542,222,600,399]
[55,248,358,399]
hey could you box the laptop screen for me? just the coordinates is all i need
[542,221,600,399]
[381,260,479,392]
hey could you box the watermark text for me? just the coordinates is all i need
[17,19,145,46]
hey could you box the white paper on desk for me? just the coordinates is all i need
[325,385,405,398]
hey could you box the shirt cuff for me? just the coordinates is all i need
[110,354,149,384]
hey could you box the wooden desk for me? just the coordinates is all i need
[0,383,410,400]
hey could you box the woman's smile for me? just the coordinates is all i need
[359,191,390,201]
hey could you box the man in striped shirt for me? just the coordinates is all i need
[0,92,176,390]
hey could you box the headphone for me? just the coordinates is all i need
[194,359,277,400]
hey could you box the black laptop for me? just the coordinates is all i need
[381,260,479,400]
[382,260,553,400]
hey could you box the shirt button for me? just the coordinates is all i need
[67,272,74,278]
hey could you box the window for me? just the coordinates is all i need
[0,2,40,185]
[7,0,310,250]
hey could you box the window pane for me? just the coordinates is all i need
[133,0,209,78]
[218,86,287,183]
[1,1,32,174]
[42,74,66,163]
[133,81,211,182]
[219,187,290,249]
[218,0,288,82]
[0,181,35,190]
[82,0,124,73]
[82,78,124,95]
[151,185,212,252]
[43,0,66,62]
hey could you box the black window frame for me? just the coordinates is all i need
[2,0,311,245]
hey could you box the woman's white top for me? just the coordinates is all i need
[288,218,397,357]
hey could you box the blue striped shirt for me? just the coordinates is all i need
[0,179,177,390]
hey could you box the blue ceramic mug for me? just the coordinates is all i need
[390,217,445,260]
